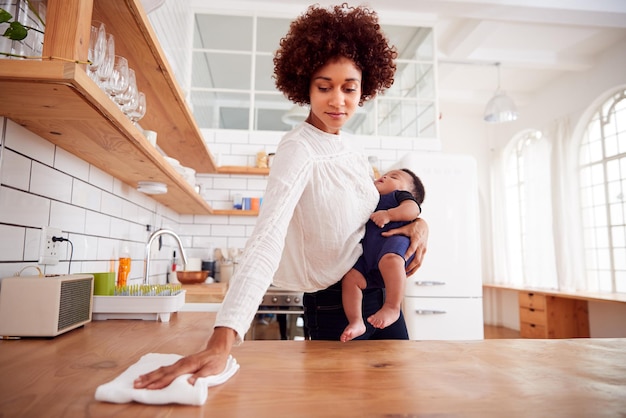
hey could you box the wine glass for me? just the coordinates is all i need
[87,21,106,82]
[96,34,115,89]
[127,92,146,123]
[115,68,137,107]
[105,55,130,99]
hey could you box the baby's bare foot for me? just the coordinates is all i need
[367,305,400,329]
[340,321,366,342]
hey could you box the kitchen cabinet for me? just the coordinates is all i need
[0,0,217,214]
[518,291,590,338]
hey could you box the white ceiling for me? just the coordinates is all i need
[199,0,626,120]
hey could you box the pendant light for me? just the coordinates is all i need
[484,62,518,123]
[281,105,309,126]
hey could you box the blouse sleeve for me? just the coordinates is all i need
[214,137,312,343]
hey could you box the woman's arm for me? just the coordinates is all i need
[135,136,312,390]
[381,217,428,275]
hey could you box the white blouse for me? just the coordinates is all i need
[215,122,379,342]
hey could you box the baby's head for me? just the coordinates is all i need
[375,168,425,205]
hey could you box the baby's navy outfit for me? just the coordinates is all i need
[352,190,417,289]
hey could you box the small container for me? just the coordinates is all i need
[186,257,202,271]
[267,153,275,168]
[202,260,216,277]
[233,193,243,209]
[117,245,131,286]
[168,250,180,284]
[90,272,115,296]
[219,261,234,284]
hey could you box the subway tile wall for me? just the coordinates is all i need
[0,118,182,283]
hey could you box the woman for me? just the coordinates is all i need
[134,3,429,390]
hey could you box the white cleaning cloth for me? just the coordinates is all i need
[95,353,239,406]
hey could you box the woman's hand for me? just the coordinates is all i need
[381,218,429,275]
[133,327,236,389]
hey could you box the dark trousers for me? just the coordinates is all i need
[303,281,409,341]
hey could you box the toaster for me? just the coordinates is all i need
[0,274,93,338]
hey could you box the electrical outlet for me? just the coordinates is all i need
[39,226,62,265]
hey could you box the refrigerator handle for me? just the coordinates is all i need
[414,280,446,286]
[414,309,447,315]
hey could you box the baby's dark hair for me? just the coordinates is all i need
[401,168,425,205]
[273,3,397,106]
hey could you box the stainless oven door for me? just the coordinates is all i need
[246,307,306,340]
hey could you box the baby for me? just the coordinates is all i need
[341,168,425,342]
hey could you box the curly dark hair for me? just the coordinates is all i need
[273,3,397,106]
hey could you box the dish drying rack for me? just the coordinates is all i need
[92,284,186,322]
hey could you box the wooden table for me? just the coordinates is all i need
[1,312,624,417]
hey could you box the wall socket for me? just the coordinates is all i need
[39,227,62,265]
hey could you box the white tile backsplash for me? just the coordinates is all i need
[88,164,115,192]
[6,121,55,166]
[24,227,40,261]
[0,187,50,228]
[72,179,102,211]
[49,200,86,234]
[30,161,73,202]
[100,192,124,218]
[84,210,111,237]
[0,225,25,261]
[54,147,90,180]
[2,149,31,190]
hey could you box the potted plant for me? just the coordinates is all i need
[0,0,45,58]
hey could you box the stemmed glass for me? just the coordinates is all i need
[127,92,146,123]
[105,55,130,100]
[96,34,115,88]
[87,21,106,83]
[115,68,137,108]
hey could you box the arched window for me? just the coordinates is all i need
[579,89,626,293]
[502,129,557,288]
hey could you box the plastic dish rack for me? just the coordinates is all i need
[92,291,186,322]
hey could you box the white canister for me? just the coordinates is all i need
[144,130,157,146]
[219,261,234,283]
[185,257,202,272]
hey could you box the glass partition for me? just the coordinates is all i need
[190,13,437,138]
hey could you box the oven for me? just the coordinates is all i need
[246,286,306,340]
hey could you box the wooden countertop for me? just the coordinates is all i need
[1,312,624,417]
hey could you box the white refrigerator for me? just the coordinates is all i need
[391,152,484,340]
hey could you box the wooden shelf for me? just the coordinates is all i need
[212,209,259,216]
[217,166,270,176]
[0,60,212,214]
[0,0,217,215]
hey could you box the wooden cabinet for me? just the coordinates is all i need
[0,0,217,214]
[518,291,590,338]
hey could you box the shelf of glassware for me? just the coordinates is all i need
[0,59,212,215]
[0,0,219,214]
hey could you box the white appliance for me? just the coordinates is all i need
[0,274,93,337]
[391,152,484,340]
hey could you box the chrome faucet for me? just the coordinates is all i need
[144,228,188,284]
